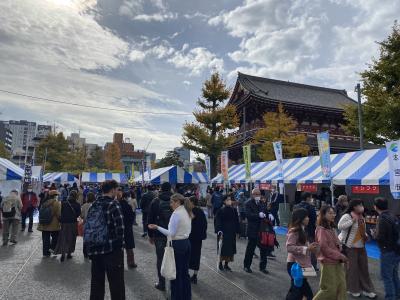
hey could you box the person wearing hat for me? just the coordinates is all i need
[37,190,61,257]
[147,182,173,292]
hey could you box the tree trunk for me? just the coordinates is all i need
[210,153,217,179]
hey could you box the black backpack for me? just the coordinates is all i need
[39,202,53,225]
[381,213,400,253]
[156,199,173,229]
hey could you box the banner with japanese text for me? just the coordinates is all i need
[220,151,229,181]
[272,141,284,179]
[243,145,251,181]
[317,132,331,179]
[386,140,400,199]
[205,156,211,182]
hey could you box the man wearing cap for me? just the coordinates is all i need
[147,182,173,291]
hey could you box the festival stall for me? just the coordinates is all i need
[133,165,198,185]
[0,157,24,195]
[43,172,79,184]
[191,172,209,198]
[81,172,128,184]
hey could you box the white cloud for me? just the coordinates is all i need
[129,49,147,62]
[142,80,157,85]
[133,12,177,22]
[183,81,192,86]
[0,0,189,158]
[168,47,224,76]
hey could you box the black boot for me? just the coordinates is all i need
[190,274,198,284]
[218,262,224,271]
[224,263,232,272]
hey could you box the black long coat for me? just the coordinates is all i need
[215,206,240,257]
[189,207,207,270]
[119,199,135,249]
[245,198,261,239]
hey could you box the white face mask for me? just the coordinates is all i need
[254,196,261,201]
[28,189,32,192]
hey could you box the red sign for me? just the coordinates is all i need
[300,184,317,193]
[260,183,272,190]
[351,185,380,194]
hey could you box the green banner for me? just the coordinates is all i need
[243,145,251,181]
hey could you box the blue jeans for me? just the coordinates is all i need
[381,251,400,300]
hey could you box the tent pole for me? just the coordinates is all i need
[330,180,334,206]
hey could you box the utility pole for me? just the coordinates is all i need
[355,83,364,150]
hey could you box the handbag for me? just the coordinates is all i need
[302,266,317,277]
[161,236,176,280]
[341,220,354,256]
[77,218,84,237]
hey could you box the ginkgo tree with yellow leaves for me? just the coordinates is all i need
[253,103,310,161]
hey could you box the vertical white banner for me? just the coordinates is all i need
[386,140,400,199]
[205,156,211,182]
[272,141,283,179]
[146,156,152,181]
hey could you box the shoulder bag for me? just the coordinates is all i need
[161,236,176,280]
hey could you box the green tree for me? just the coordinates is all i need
[88,146,105,169]
[182,72,239,177]
[0,142,10,158]
[36,132,69,171]
[253,103,309,161]
[64,147,88,172]
[104,143,123,171]
[156,151,184,168]
[343,22,400,144]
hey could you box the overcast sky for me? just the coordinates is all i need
[0,0,397,158]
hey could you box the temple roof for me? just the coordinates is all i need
[233,73,356,110]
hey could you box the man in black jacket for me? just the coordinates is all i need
[374,197,400,300]
[147,182,173,291]
[243,188,269,274]
[140,185,156,238]
[294,192,318,270]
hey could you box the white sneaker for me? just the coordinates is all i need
[362,291,377,299]
[348,292,361,298]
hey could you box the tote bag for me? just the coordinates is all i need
[161,236,176,280]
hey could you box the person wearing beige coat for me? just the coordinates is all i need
[37,191,61,257]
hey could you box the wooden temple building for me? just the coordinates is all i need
[228,73,367,162]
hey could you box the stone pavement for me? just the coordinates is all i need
[0,214,385,299]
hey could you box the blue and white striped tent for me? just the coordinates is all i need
[43,172,78,184]
[0,158,24,180]
[211,148,389,186]
[191,172,209,184]
[134,166,198,185]
[81,172,128,184]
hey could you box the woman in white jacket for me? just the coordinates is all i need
[148,193,193,300]
[338,199,376,298]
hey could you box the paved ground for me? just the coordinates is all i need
[0,213,385,299]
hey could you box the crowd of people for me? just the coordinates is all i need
[1,180,400,300]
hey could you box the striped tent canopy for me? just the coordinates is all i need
[43,172,78,184]
[81,172,128,184]
[134,165,198,185]
[0,157,24,180]
[191,172,209,184]
[211,148,389,186]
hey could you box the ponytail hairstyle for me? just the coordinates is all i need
[171,193,194,219]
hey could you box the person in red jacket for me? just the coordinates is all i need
[21,185,38,232]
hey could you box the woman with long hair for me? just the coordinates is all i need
[286,208,318,300]
[188,195,207,284]
[55,190,81,262]
[118,189,137,268]
[338,199,376,298]
[148,193,193,300]
[313,206,348,300]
